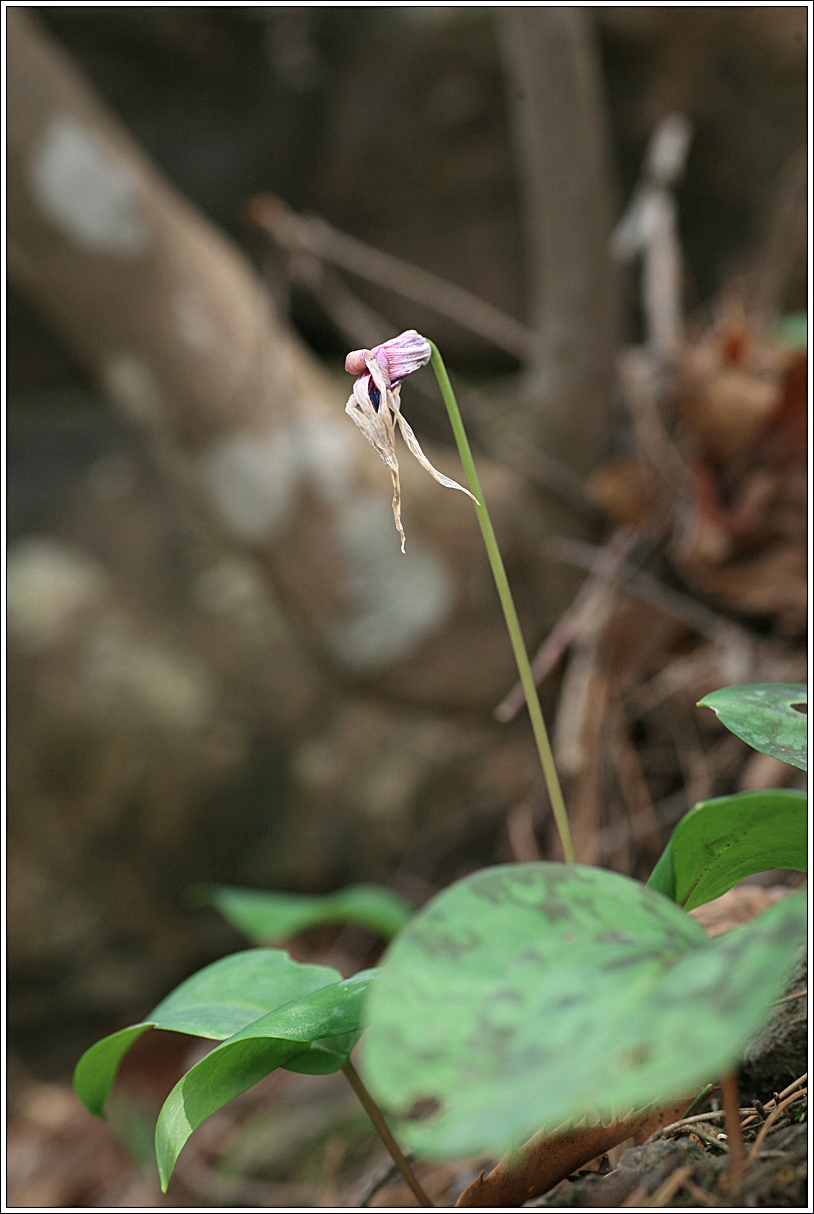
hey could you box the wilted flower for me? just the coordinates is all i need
[344,330,476,551]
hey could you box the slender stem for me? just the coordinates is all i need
[683,1082,714,1119]
[720,1070,745,1190]
[429,342,576,863]
[342,1060,434,1208]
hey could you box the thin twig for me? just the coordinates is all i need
[257,198,598,523]
[302,257,395,348]
[459,385,597,516]
[495,527,639,722]
[745,1088,807,1165]
[773,986,807,1006]
[645,1163,695,1207]
[688,1125,731,1152]
[544,535,753,650]
[342,1060,434,1208]
[720,1071,746,1188]
[249,194,535,359]
[268,232,597,518]
[645,1108,755,1144]
[776,1073,807,1102]
[611,114,692,363]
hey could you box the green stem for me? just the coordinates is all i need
[429,342,576,864]
[684,1082,714,1119]
[342,1060,434,1208]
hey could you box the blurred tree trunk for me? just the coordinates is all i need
[500,7,620,477]
[6,5,571,712]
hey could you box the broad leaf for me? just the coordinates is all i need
[155,968,374,1189]
[362,863,805,1159]
[647,789,807,910]
[74,950,341,1118]
[698,684,807,771]
[193,883,412,942]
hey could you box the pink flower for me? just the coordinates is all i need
[345,329,432,385]
[344,332,476,552]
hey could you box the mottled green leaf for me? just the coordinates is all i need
[193,883,412,942]
[647,790,807,910]
[362,864,805,1159]
[699,684,807,771]
[155,969,374,1189]
[74,950,340,1118]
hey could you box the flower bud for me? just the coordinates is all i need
[344,331,474,551]
[345,330,431,386]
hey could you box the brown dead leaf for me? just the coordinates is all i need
[689,884,794,938]
[674,306,792,465]
[454,1104,690,1208]
[588,457,661,526]
[677,364,781,463]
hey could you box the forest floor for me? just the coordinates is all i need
[7,884,806,1209]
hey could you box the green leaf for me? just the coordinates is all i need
[193,883,413,942]
[698,684,807,771]
[362,863,805,1159]
[155,969,374,1189]
[74,950,341,1118]
[772,313,807,351]
[647,790,807,910]
[74,1026,154,1119]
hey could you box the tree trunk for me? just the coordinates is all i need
[500,7,620,477]
[6,6,571,712]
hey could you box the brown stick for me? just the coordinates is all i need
[623,1162,694,1208]
[645,1107,753,1144]
[720,1071,746,1190]
[746,1087,807,1166]
[544,535,752,649]
[249,194,535,361]
[776,1072,807,1101]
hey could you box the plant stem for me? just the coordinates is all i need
[720,1070,745,1190]
[429,342,576,863]
[342,1059,434,1208]
[683,1082,714,1119]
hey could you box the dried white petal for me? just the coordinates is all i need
[392,395,478,504]
[345,377,397,472]
[345,360,406,550]
[344,343,476,551]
